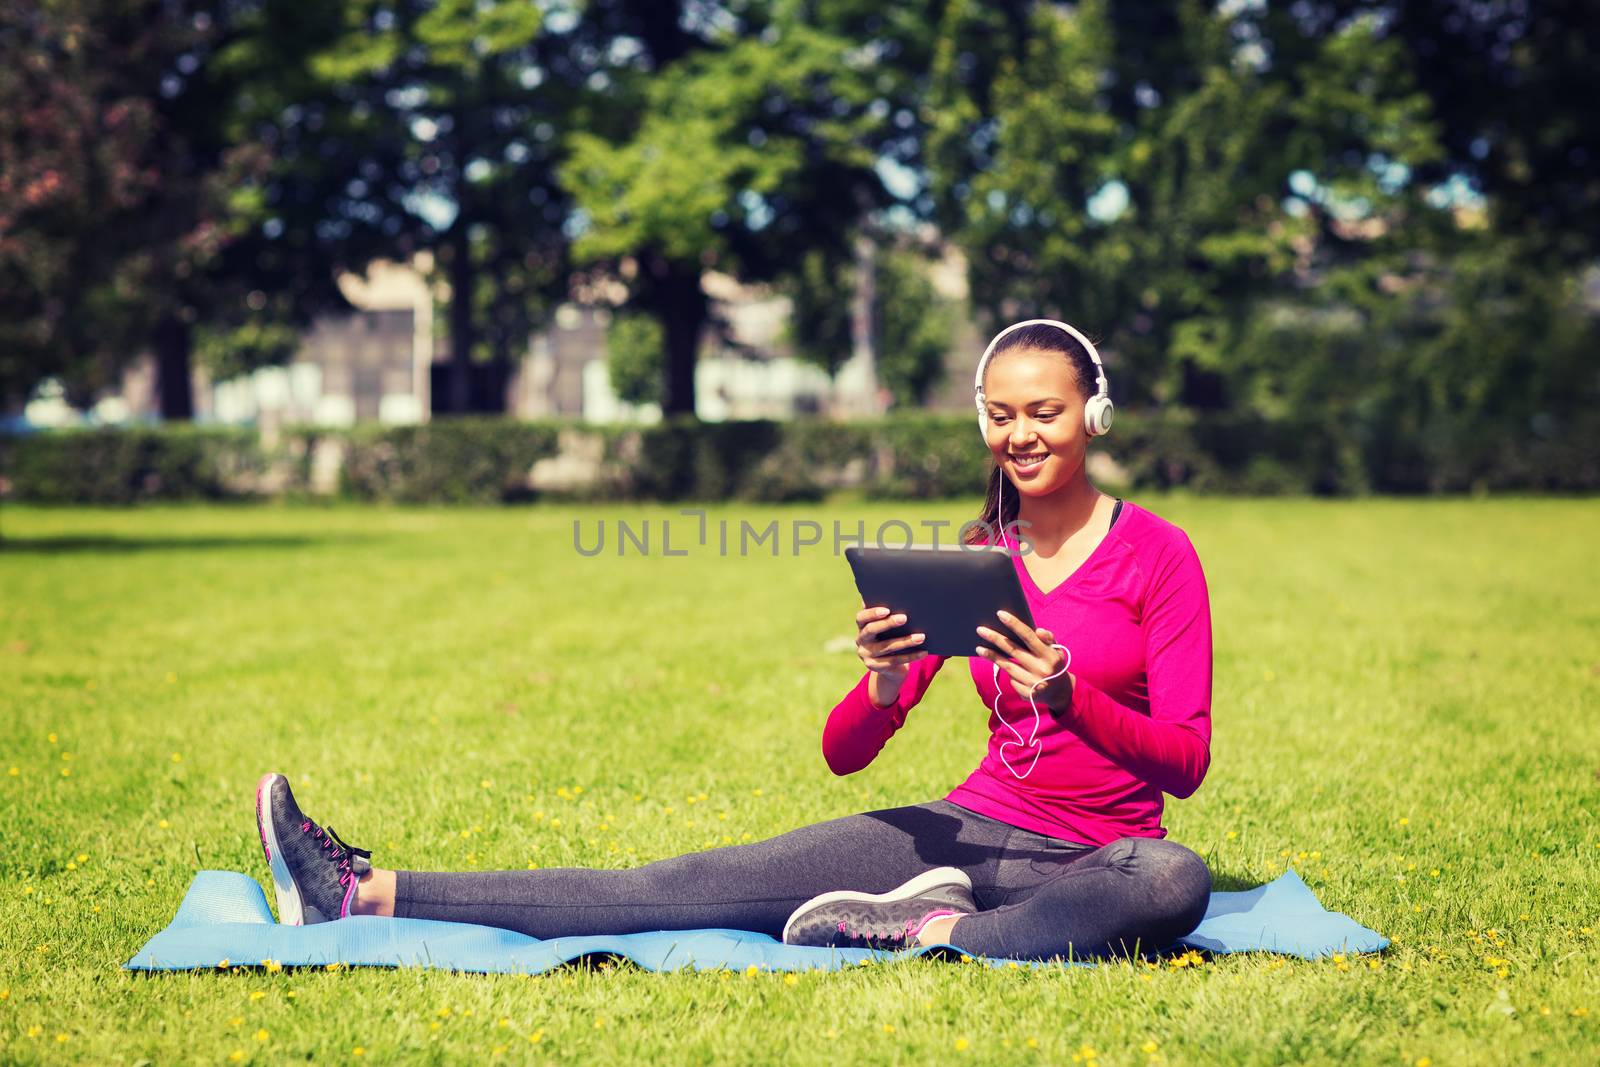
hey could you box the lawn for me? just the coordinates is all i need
[2,495,1597,1065]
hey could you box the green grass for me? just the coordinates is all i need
[2,496,1597,1065]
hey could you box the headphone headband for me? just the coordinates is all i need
[973,318,1107,401]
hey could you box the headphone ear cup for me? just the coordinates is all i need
[1084,396,1114,437]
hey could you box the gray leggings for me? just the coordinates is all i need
[394,799,1212,961]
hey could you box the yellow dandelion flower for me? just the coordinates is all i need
[784,974,799,986]
[228,1052,243,1063]
[1225,831,1237,840]
[55,1033,69,1043]
[171,753,183,763]
[528,1029,545,1044]
[593,1016,606,1029]
[218,958,230,968]
[746,964,761,975]
[60,767,70,777]
[66,862,77,871]
[498,1016,510,1028]
[955,1037,970,1051]
[437,1007,452,1018]
[159,819,170,829]
[1416,1058,1432,1067]
[250,991,267,1001]
[8,767,17,776]
[27,1025,42,1037]
[48,733,58,742]
[353,1047,365,1057]
[1398,817,1409,826]
[1572,1007,1590,1018]
[1142,1040,1159,1053]
[1026,1037,1039,1049]
[76,852,87,863]
[229,1016,244,1027]
[254,1029,269,1042]
[882,1023,896,1034]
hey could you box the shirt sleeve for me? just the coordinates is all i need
[821,653,947,775]
[1051,532,1213,798]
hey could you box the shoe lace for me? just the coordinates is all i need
[835,917,917,945]
[301,820,373,887]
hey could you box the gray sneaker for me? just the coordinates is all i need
[254,772,371,925]
[782,866,976,950]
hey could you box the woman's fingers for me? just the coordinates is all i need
[995,610,1049,655]
[858,611,909,638]
[865,650,928,670]
[864,631,925,656]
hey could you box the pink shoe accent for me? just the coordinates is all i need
[908,909,960,940]
[340,871,360,918]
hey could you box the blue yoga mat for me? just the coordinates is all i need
[125,867,1387,973]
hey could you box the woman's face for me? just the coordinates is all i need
[981,348,1088,496]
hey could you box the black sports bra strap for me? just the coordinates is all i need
[1110,498,1124,527]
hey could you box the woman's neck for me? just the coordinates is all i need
[1014,472,1106,552]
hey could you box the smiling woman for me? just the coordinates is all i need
[250,319,1214,967]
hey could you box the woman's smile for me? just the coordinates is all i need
[1010,450,1050,476]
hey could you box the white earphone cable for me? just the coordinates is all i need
[993,476,1071,781]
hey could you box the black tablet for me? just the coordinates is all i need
[844,545,1036,658]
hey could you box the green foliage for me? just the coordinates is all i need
[562,25,880,269]
[335,417,561,503]
[782,248,857,379]
[606,313,667,408]
[874,251,957,410]
[0,427,264,503]
[8,402,1600,507]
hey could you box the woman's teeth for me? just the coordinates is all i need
[1011,453,1047,468]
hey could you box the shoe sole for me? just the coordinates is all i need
[781,866,972,944]
[255,772,305,926]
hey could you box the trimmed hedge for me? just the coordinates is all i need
[334,417,562,504]
[0,426,264,504]
[4,408,1597,505]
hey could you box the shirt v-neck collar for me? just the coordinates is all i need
[1014,499,1130,603]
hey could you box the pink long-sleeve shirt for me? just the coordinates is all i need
[823,500,1213,847]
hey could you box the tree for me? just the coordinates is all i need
[302,0,569,414]
[927,0,1449,412]
[785,241,954,407]
[0,0,385,418]
[560,2,914,417]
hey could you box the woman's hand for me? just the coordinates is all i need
[974,610,1074,711]
[855,605,928,684]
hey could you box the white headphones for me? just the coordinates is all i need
[973,318,1115,439]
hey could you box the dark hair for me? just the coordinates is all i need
[962,322,1102,546]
